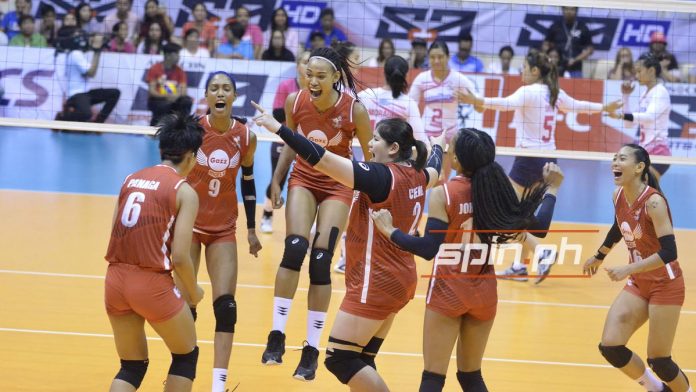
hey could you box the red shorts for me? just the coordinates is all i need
[288,173,354,206]
[426,275,498,321]
[623,275,685,306]
[193,230,236,245]
[339,296,411,321]
[104,263,185,323]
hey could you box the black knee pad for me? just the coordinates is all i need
[598,344,633,368]
[419,370,446,392]
[115,359,149,389]
[360,337,385,370]
[279,235,309,271]
[456,369,487,392]
[169,346,199,381]
[313,226,340,254]
[213,294,237,333]
[648,356,681,382]
[324,348,368,384]
[309,248,333,285]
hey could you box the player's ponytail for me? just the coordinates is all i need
[455,128,547,244]
[384,56,409,99]
[527,52,559,108]
[312,46,361,98]
[376,118,426,170]
[625,143,663,194]
[413,140,428,171]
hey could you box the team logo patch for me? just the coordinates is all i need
[332,115,343,128]
[196,149,241,174]
[307,130,329,146]
[358,162,370,171]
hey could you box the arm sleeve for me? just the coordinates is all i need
[657,235,677,264]
[240,165,257,229]
[276,124,325,166]
[602,219,623,248]
[352,161,393,203]
[389,218,449,260]
[426,145,444,177]
[556,89,603,113]
[482,86,525,111]
[632,88,670,123]
[527,194,557,238]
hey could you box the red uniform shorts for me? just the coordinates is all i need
[104,263,185,323]
[288,173,354,206]
[339,295,412,321]
[623,275,685,306]
[193,230,236,245]
[426,275,498,321]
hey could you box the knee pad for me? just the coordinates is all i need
[324,337,368,384]
[598,344,633,368]
[456,370,487,392]
[648,356,680,382]
[312,227,340,254]
[279,235,309,271]
[420,370,446,392]
[169,346,199,381]
[115,359,148,389]
[359,337,385,370]
[213,294,237,333]
[309,248,332,285]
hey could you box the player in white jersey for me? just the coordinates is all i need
[409,40,481,180]
[614,53,672,180]
[460,51,621,283]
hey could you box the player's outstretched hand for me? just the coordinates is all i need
[602,100,623,117]
[429,132,445,151]
[582,256,603,276]
[620,81,635,96]
[248,230,262,257]
[543,162,564,191]
[251,101,282,133]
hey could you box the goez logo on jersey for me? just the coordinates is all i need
[280,0,327,28]
[196,149,241,178]
[376,7,476,43]
[617,20,670,47]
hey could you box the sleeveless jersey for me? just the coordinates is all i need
[614,185,681,282]
[105,164,185,272]
[357,87,426,142]
[187,116,251,236]
[290,90,357,189]
[344,162,428,309]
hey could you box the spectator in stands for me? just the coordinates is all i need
[408,38,429,69]
[366,38,394,67]
[262,29,294,62]
[137,21,164,54]
[547,47,570,78]
[138,0,173,47]
[182,2,216,51]
[544,6,593,78]
[61,12,77,28]
[648,31,681,83]
[304,7,346,49]
[234,5,263,59]
[37,4,57,47]
[58,27,120,124]
[487,45,519,75]
[0,0,15,20]
[265,7,298,56]
[76,3,103,35]
[107,21,135,53]
[449,32,483,73]
[146,43,191,126]
[104,0,137,42]
[307,31,324,51]
[180,28,209,58]
[1,0,31,40]
[608,47,634,81]
[9,15,47,47]
[216,21,252,60]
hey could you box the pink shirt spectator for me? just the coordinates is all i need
[243,23,263,46]
[108,37,135,53]
[273,78,300,109]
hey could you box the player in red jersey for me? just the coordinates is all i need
[584,144,689,392]
[104,113,204,392]
[260,50,310,234]
[371,128,562,392]
[184,71,261,392]
[254,100,445,390]
[261,46,373,381]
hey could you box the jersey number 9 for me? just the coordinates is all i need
[209,179,220,197]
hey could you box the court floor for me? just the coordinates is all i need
[1,189,695,391]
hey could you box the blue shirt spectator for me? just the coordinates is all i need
[216,21,254,60]
[304,7,347,49]
[448,32,484,73]
[1,0,32,40]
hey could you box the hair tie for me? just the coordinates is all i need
[309,56,338,72]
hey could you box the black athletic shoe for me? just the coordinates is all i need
[293,342,319,381]
[261,330,286,365]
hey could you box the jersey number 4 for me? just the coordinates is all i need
[121,192,145,227]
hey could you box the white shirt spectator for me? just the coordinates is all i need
[65,50,92,97]
[358,87,426,143]
[486,61,520,75]
[180,47,210,59]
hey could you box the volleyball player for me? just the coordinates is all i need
[331,55,425,274]
[262,47,373,381]
[459,51,622,283]
[185,71,261,392]
[254,99,444,390]
[409,40,482,181]
[371,128,563,392]
[584,144,689,392]
[104,113,204,392]
[261,51,310,234]
[612,53,672,181]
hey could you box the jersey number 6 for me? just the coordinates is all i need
[121,192,145,227]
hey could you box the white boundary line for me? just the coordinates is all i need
[5,326,695,372]
[2,268,696,314]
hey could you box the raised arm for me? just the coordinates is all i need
[557,89,620,114]
[459,85,526,112]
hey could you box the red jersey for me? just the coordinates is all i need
[186,116,251,236]
[614,186,682,282]
[105,165,186,272]
[290,90,357,190]
[344,163,428,312]
[146,62,187,92]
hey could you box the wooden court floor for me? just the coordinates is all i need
[1,189,695,391]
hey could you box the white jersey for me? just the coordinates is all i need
[483,83,603,149]
[408,70,477,135]
[357,87,426,143]
[623,83,671,148]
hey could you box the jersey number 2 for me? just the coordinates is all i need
[408,202,422,235]
[121,192,145,227]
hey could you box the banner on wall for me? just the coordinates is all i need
[1,47,695,158]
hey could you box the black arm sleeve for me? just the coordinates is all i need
[426,145,444,177]
[352,161,393,203]
[390,218,449,260]
[240,165,256,229]
[527,194,557,238]
[596,219,623,259]
[623,113,634,122]
[657,235,677,264]
[272,108,286,123]
[276,125,325,165]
